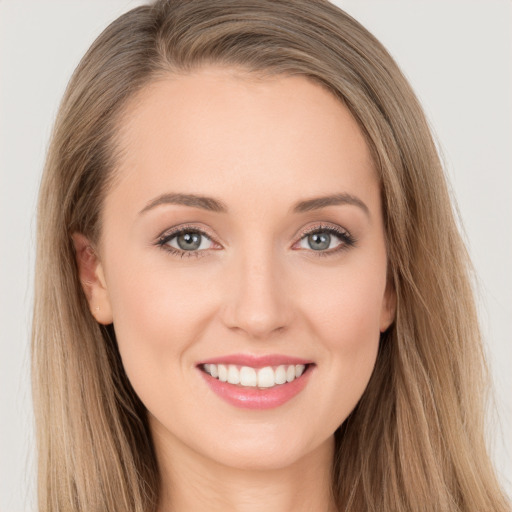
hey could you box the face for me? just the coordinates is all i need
[75,67,395,471]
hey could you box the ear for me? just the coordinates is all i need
[379,277,396,333]
[71,232,113,325]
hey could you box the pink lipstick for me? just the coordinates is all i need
[196,354,314,409]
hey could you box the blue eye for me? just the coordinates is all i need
[157,228,215,258]
[297,225,356,256]
[156,223,355,259]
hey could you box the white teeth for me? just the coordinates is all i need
[202,363,308,388]
[218,364,228,382]
[257,366,275,388]
[227,365,240,385]
[275,365,287,385]
[240,366,257,386]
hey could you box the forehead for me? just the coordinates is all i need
[108,67,378,219]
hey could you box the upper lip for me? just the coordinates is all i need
[197,353,314,368]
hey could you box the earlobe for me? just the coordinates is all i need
[380,279,397,333]
[71,232,113,325]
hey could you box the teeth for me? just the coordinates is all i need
[275,365,287,385]
[218,364,228,382]
[257,367,275,388]
[227,365,240,385]
[202,363,307,388]
[240,366,257,386]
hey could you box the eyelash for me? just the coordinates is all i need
[155,223,356,259]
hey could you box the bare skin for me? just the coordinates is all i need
[73,66,395,512]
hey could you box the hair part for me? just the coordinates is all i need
[32,1,509,510]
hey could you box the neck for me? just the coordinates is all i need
[153,425,337,512]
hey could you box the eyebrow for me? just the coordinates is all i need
[139,193,228,214]
[291,193,370,216]
[139,192,370,217]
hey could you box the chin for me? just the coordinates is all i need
[198,425,333,472]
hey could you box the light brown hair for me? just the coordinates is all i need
[32,1,510,510]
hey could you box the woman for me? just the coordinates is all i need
[31,0,510,510]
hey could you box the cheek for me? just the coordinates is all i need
[307,262,386,347]
[104,254,215,383]
[302,262,386,419]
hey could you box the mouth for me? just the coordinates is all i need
[200,363,312,389]
[196,355,315,409]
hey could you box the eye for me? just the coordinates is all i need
[295,224,356,256]
[156,223,356,259]
[156,227,216,258]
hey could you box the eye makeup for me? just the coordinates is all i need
[154,222,357,259]
[296,223,356,257]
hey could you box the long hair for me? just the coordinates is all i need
[32,1,510,510]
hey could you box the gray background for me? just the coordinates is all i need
[1,1,510,510]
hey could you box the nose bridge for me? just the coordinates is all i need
[222,233,292,339]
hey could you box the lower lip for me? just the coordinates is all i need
[198,365,314,410]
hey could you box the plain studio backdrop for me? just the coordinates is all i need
[0,1,510,510]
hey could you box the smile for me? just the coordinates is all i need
[197,355,314,409]
[202,363,307,388]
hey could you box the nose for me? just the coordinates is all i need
[220,244,294,340]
